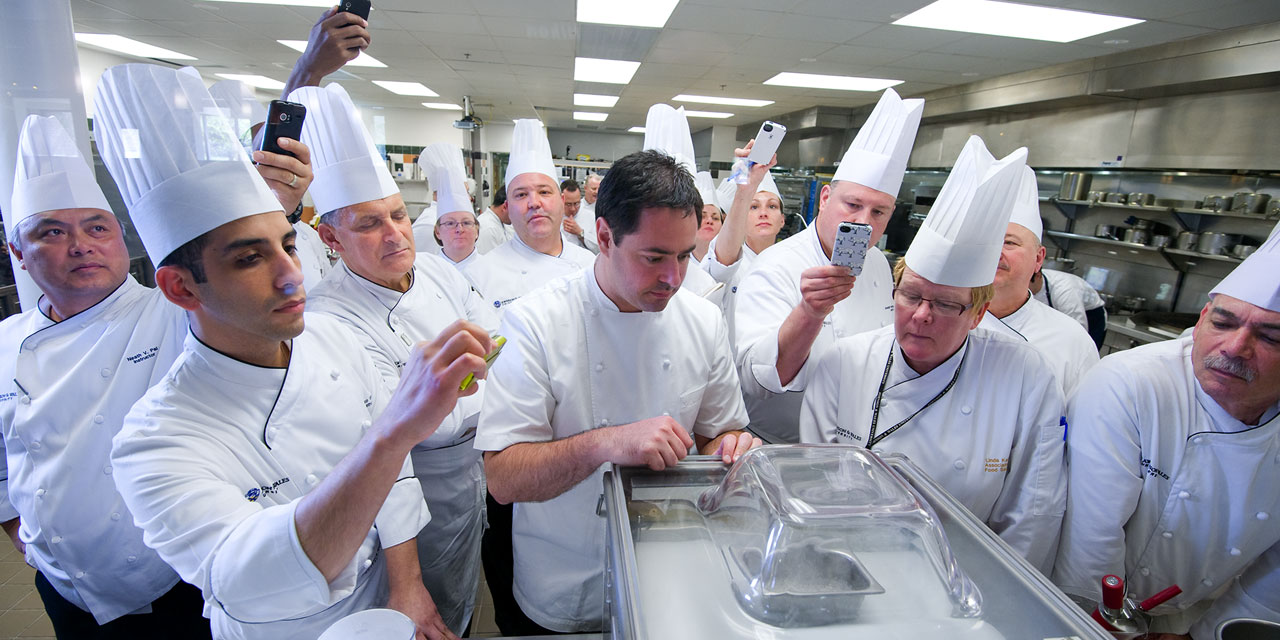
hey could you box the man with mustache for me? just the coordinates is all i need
[1053,223,1280,637]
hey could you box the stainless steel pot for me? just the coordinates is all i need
[1203,194,1234,212]
[1104,192,1128,204]
[1232,192,1271,214]
[1176,232,1200,251]
[1198,232,1242,255]
[1095,224,1119,239]
[1058,172,1092,200]
[1128,192,1155,206]
[1124,228,1151,244]
[1150,234,1172,248]
[1130,217,1154,230]
[1268,199,1280,219]
[1216,617,1280,640]
[1232,244,1258,259]
[1087,190,1107,203]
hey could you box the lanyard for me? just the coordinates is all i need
[867,341,964,449]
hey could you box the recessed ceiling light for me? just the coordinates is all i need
[215,73,285,90]
[576,0,679,28]
[763,72,902,92]
[1104,39,1130,45]
[574,57,641,84]
[202,0,336,6]
[75,34,196,60]
[628,126,646,133]
[574,111,609,122]
[277,40,385,67]
[372,81,439,97]
[574,93,619,108]
[961,72,980,77]
[799,58,817,63]
[423,102,462,110]
[893,0,1143,43]
[683,110,734,119]
[673,94,773,108]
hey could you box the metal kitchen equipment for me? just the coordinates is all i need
[1197,232,1242,255]
[1176,231,1201,251]
[1231,192,1271,215]
[1058,172,1092,200]
[602,447,1110,640]
[1095,224,1120,239]
[1150,235,1172,248]
[1087,190,1107,203]
[1124,229,1151,245]
[1104,192,1128,204]
[1232,244,1259,259]
[1268,199,1280,219]
[1127,193,1155,206]
[1203,194,1234,212]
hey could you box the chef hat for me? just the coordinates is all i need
[1209,219,1280,313]
[642,104,696,176]
[757,172,783,205]
[208,79,267,145]
[94,63,281,264]
[903,135,1027,288]
[1008,166,1043,241]
[694,171,717,211]
[832,88,924,198]
[505,118,558,188]
[714,173,784,214]
[289,83,398,215]
[10,115,113,229]
[418,143,472,215]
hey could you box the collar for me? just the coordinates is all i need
[35,276,140,328]
[885,333,970,390]
[512,232,567,261]
[185,330,289,389]
[340,259,414,311]
[1187,338,1280,432]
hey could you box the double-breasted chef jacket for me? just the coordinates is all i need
[466,234,594,319]
[474,208,513,255]
[978,293,1099,397]
[799,325,1067,574]
[0,277,187,623]
[474,266,749,633]
[1053,336,1280,636]
[735,225,894,443]
[111,315,431,640]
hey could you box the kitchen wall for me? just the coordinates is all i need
[546,128,643,163]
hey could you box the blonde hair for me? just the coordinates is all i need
[892,257,993,318]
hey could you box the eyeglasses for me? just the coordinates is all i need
[893,288,973,317]
[438,220,478,230]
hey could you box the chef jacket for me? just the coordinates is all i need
[700,234,758,352]
[308,253,496,633]
[294,220,331,294]
[442,248,486,292]
[474,266,748,632]
[1052,336,1280,635]
[1034,268,1104,330]
[111,315,431,640]
[734,225,894,443]
[466,235,595,320]
[0,277,187,623]
[411,203,442,256]
[978,294,1099,397]
[799,326,1067,573]
[475,208,514,255]
[576,201,599,253]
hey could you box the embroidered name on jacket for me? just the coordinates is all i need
[244,477,291,502]
[834,426,863,442]
[0,392,15,403]
[1140,457,1169,480]
[125,346,160,365]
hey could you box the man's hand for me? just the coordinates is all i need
[253,138,313,214]
[283,7,372,95]
[701,430,762,464]
[376,321,491,449]
[606,416,695,471]
[562,216,583,238]
[1,518,22,556]
[799,265,857,320]
[387,581,457,640]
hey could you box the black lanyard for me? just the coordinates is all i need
[867,341,965,449]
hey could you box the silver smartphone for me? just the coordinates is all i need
[747,121,786,165]
[831,221,873,276]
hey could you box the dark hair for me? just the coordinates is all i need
[491,184,507,207]
[560,178,581,193]
[157,231,212,284]
[596,150,701,243]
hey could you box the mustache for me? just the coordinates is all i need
[1204,353,1256,382]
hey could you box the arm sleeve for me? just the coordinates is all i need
[360,341,431,550]
[474,307,557,452]
[797,346,842,444]
[692,312,750,439]
[734,263,810,395]
[1190,541,1280,639]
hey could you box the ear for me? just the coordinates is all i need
[7,243,24,270]
[154,265,204,311]
[316,223,342,252]
[818,183,832,212]
[596,217,613,255]
[1034,244,1046,271]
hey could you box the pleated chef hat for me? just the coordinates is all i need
[418,143,472,215]
[903,135,1027,288]
[694,171,717,211]
[289,82,398,215]
[11,115,112,228]
[94,63,281,264]
[714,172,784,214]
[208,79,267,146]
[642,104,696,176]
[505,119,558,188]
[1007,166,1043,241]
[832,88,924,197]
[1210,219,1280,312]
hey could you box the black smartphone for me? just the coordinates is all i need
[338,0,371,21]
[260,100,306,158]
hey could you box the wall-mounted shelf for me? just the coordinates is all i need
[1170,207,1276,232]
[1047,197,1279,233]
[1043,231,1250,274]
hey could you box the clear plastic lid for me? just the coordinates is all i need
[696,445,983,627]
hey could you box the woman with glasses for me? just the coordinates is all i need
[436,209,483,272]
[799,136,1066,575]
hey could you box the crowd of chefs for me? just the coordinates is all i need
[0,8,1277,640]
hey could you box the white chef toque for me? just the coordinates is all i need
[208,79,267,146]
[832,88,924,198]
[904,135,1027,288]
[418,143,472,215]
[694,171,717,211]
[93,63,281,264]
[757,172,783,204]
[11,115,113,229]
[1210,219,1280,313]
[288,82,398,215]
[505,119,558,188]
[1008,166,1043,241]
[642,104,696,176]
[715,172,784,213]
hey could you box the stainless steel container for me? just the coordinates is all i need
[1058,172,1091,200]
[1268,199,1280,219]
[1233,244,1258,259]
[1176,231,1200,251]
[1217,617,1280,640]
[1127,192,1155,206]
[1203,194,1234,212]
[1150,234,1172,248]
[1095,224,1119,239]
[1124,228,1151,244]
[1087,190,1107,203]
[1198,232,1242,255]
[1104,192,1128,204]
[1232,192,1271,215]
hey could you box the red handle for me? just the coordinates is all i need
[1101,574,1126,610]
[1139,584,1182,611]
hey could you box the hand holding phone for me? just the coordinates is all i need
[338,0,371,21]
[747,121,786,165]
[260,100,306,158]
[830,221,873,276]
[460,335,506,391]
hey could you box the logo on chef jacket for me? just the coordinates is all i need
[1140,457,1169,480]
[834,426,862,442]
[0,392,15,403]
[244,477,291,502]
[494,297,519,308]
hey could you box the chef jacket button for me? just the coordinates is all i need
[74,571,85,579]
[1192,436,1204,445]
[662,360,671,370]
[1230,548,1242,556]
[34,489,45,498]
[1201,579,1213,587]
[598,420,608,428]
[30,441,41,451]
[1258,512,1270,521]
[1161,531,1173,539]
[361,420,371,432]
[100,368,111,378]
[953,460,965,470]
[960,406,972,415]
[268,427,278,439]
[306,474,318,485]
[363,559,373,569]
[1178,491,1191,499]
[595,363,604,372]
[111,513,121,521]
[93,414,105,424]
[103,465,112,475]
[51,536,62,544]
[19,396,30,405]
[1140,567,1150,576]
[520,270,528,275]
[330,370,340,380]
[127,555,137,564]
[590,309,599,317]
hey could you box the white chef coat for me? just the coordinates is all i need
[1034,269,1104,330]
[0,277,187,623]
[734,225,895,443]
[294,220,331,294]
[474,266,748,632]
[111,315,431,640]
[411,203,442,256]
[799,326,1067,574]
[475,208,513,255]
[466,235,595,319]
[307,254,496,634]
[1052,336,1280,635]
[577,201,599,253]
[442,248,486,291]
[978,293,1099,397]
[681,259,722,301]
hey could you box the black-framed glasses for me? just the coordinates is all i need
[438,220,478,230]
[893,288,973,317]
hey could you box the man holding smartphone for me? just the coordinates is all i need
[733,88,924,443]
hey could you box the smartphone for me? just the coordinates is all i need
[260,100,306,158]
[747,121,786,165]
[830,221,873,276]
[460,335,506,391]
[338,0,371,21]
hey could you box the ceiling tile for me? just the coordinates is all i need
[381,10,487,34]
[667,4,777,35]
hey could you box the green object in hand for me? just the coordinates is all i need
[461,335,506,391]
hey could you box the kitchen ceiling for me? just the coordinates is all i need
[68,0,1280,131]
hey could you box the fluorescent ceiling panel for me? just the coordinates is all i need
[215,73,286,90]
[673,94,773,108]
[574,93,620,107]
[574,57,641,84]
[576,0,679,28]
[277,40,385,67]
[574,111,609,121]
[202,0,335,6]
[423,103,462,110]
[628,126,646,133]
[373,81,439,97]
[683,110,733,119]
[75,33,195,60]
[893,0,1143,43]
[763,72,902,92]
